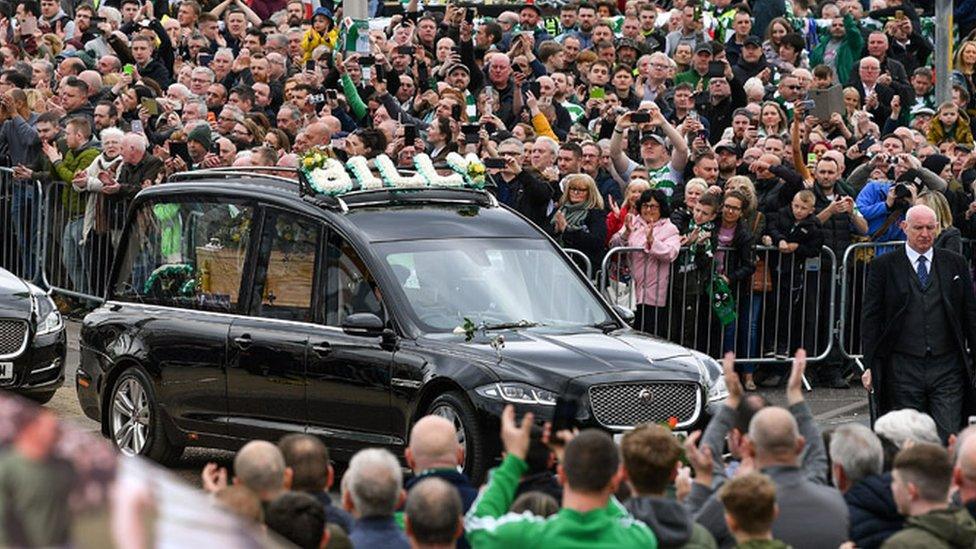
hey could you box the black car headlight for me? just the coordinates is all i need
[34,294,63,336]
[692,351,729,403]
[475,382,557,406]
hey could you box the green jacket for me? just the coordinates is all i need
[52,140,99,217]
[809,13,863,85]
[465,454,657,548]
[880,507,976,549]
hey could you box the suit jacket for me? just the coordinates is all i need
[861,247,976,415]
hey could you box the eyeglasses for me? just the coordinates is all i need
[786,85,802,90]
[569,187,589,192]
[641,203,660,209]
[650,63,669,69]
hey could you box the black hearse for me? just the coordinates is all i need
[77,170,726,481]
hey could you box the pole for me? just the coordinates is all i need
[935,0,953,104]
[343,0,367,20]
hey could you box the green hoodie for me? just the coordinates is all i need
[465,454,657,548]
[880,507,976,549]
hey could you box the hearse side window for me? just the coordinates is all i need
[325,236,383,327]
[113,198,253,313]
[249,209,321,322]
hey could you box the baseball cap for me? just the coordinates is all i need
[910,105,935,117]
[694,43,713,55]
[641,132,669,147]
[313,6,334,20]
[521,1,542,15]
[715,140,740,155]
[743,35,762,47]
[446,64,470,75]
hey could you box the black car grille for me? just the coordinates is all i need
[588,382,701,429]
[0,320,28,358]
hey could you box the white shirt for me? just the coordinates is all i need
[905,243,933,276]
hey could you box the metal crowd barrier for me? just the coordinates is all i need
[562,248,593,281]
[40,179,130,302]
[601,245,838,371]
[837,241,904,372]
[0,168,44,283]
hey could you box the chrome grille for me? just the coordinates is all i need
[0,320,28,358]
[588,382,701,429]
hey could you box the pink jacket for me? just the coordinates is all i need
[610,217,681,306]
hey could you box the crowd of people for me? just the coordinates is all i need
[0,0,975,545]
[192,350,976,549]
[0,0,972,391]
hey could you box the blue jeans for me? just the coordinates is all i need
[61,217,87,294]
[722,293,763,374]
[10,183,38,280]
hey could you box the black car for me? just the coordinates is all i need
[0,268,67,403]
[77,172,727,481]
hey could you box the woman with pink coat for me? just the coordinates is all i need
[609,189,682,336]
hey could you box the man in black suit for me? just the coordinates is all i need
[861,205,976,441]
[849,57,913,126]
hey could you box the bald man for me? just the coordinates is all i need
[403,415,477,515]
[953,428,976,520]
[692,405,849,548]
[233,440,292,502]
[863,205,976,442]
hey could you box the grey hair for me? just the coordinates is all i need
[830,423,884,485]
[535,136,559,156]
[233,440,287,494]
[184,96,207,113]
[123,132,148,151]
[498,137,524,154]
[167,83,192,99]
[215,47,235,60]
[100,127,125,142]
[344,448,403,518]
[874,409,941,448]
[98,6,122,25]
[191,66,215,83]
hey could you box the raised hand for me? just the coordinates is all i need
[499,404,533,461]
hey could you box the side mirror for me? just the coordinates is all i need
[341,313,386,337]
[612,305,635,325]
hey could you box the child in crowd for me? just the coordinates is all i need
[768,190,824,357]
[671,192,721,349]
[926,101,975,147]
[718,473,788,549]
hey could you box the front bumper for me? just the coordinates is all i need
[1,327,67,395]
[467,378,717,438]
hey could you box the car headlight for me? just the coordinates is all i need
[692,351,729,403]
[707,373,729,403]
[475,382,557,406]
[34,295,63,336]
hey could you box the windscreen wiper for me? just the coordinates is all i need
[592,319,621,333]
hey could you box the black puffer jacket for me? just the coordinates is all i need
[845,472,904,549]
[711,220,756,296]
[755,165,805,215]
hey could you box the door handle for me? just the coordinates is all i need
[312,342,332,355]
[233,334,253,349]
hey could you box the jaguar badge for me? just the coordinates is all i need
[638,388,653,404]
